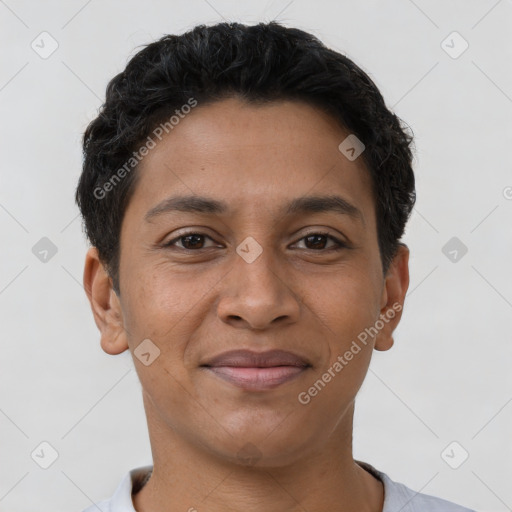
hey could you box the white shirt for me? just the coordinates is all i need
[82,460,476,512]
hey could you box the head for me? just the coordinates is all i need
[77,22,415,467]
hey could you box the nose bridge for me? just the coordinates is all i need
[217,236,300,329]
[237,239,281,289]
[234,235,286,298]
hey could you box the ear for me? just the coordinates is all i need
[83,247,129,355]
[374,243,410,352]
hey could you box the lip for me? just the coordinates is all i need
[201,349,310,368]
[204,366,308,390]
[200,349,311,391]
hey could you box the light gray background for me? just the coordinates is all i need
[1,1,511,511]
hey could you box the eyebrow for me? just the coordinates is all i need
[144,194,365,226]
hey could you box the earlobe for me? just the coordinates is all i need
[374,244,410,352]
[83,247,129,355]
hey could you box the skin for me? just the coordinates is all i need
[83,97,409,512]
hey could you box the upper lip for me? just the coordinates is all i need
[201,349,311,368]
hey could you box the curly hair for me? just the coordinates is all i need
[75,21,416,295]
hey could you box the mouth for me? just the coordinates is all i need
[200,349,311,391]
[203,365,309,390]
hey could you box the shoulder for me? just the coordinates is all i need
[80,462,476,512]
[356,460,476,512]
[82,498,111,512]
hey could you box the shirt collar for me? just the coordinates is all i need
[109,465,153,511]
[110,461,390,512]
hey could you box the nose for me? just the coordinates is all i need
[216,246,301,331]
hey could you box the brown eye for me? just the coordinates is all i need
[294,232,346,251]
[164,233,217,250]
[179,234,206,249]
[304,234,328,250]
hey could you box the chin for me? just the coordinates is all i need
[205,430,315,469]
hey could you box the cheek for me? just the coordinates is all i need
[121,263,218,359]
[304,265,381,338]
[121,269,204,421]
[298,287,377,416]
[122,262,182,327]
[301,269,380,386]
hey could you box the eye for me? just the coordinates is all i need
[163,232,218,251]
[162,231,348,252]
[293,232,347,251]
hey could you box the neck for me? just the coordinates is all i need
[133,394,384,512]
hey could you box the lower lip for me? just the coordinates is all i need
[203,366,308,390]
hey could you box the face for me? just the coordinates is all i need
[84,97,409,467]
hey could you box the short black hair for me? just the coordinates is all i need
[75,21,416,295]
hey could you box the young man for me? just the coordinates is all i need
[77,22,475,512]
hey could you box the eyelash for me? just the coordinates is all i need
[162,231,348,252]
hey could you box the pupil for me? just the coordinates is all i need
[184,235,203,249]
[307,235,326,249]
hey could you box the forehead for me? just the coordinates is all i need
[124,97,375,227]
